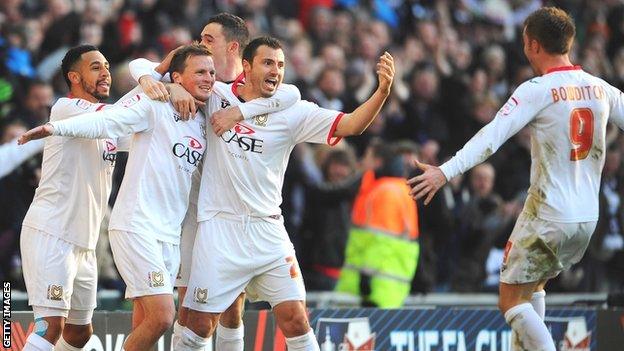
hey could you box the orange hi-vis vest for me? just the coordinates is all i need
[336,173,420,308]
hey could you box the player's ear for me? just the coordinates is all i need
[228,41,239,55]
[171,71,182,84]
[242,59,252,73]
[67,71,81,85]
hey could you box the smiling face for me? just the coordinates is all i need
[172,54,216,102]
[72,50,111,101]
[244,45,284,98]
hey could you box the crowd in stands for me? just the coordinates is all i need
[1,0,623,301]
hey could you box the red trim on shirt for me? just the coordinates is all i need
[511,97,519,105]
[96,103,106,111]
[327,112,345,146]
[231,73,245,97]
[545,65,582,74]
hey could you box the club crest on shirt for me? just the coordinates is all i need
[102,139,117,165]
[47,284,63,300]
[498,96,519,116]
[221,99,231,108]
[148,271,165,287]
[253,114,268,127]
[173,112,181,122]
[194,287,208,303]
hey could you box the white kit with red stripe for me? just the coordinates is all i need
[197,78,344,220]
[23,97,119,249]
[441,66,624,222]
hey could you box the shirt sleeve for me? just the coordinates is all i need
[128,58,163,83]
[288,101,344,145]
[440,80,546,180]
[237,83,301,119]
[607,84,624,130]
[50,94,153,139]
[0,138,44,178]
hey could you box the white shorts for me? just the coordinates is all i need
[184,213,305,313]
[500,212,597,284]
[175,204,198,288]
[20,226,96,313]
[109,230,180,299]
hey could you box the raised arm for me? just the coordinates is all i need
[408,81,545,204]
[19,97,152,144]
[333,52,394,137]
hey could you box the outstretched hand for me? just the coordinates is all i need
[18,124,54,145]
[407,159,447,205]
[211,106,243,136]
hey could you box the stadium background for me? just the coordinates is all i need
[1,0,624,349]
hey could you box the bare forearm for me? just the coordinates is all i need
[335,88,389,137]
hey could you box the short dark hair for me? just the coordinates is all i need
[524,7,575,55]
[242,36,282,65]
[169,44,212,76]
[207,13,249,55]
[61,45,99,88]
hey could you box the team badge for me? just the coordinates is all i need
[47,285,63,300]
[221,99,231,108]
[498,96,519,116]
[253,114,268,127]
[194,287,208,303]
[174,113,181,122]
[149,271,165,287]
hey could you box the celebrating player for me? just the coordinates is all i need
[175,36,394,351]
[19,45,117,351]
[408,7,624,351]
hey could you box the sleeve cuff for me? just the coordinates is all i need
[327,112,345,146]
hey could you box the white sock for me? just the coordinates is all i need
[24,333,54,351]
[172,320,184,350]
[504,303,555,351]
[285,330,319,351]
[54,336,82,351]
[177,326,210,351]
[531,290,546,320]
[216,322,244,351]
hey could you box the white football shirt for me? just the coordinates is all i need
[22,98,118,249]
[197,84,344,221]
[441,66,624,222]
[49,93,206,244]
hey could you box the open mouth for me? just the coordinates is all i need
[264,78,277,89]
[97,80,110,89]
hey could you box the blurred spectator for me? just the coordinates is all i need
[309,66,345,110]
[299,145,361,291]
[336,142,419,307]
[9,79,53,127]
[579,144,624,292]
[450,163,510,292]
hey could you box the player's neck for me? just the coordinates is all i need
[218,60,243,83]
[538,55,574,76]
[70,88,99,103]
